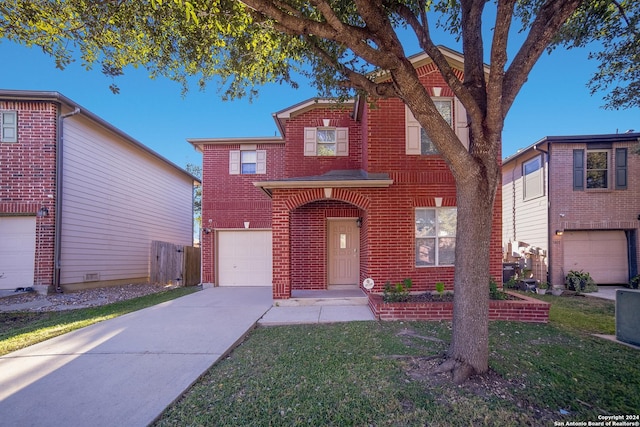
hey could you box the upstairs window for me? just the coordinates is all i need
[573,148,626,191]
[523,155,544,200]
[241,151,257,174]
[586,150,608,189]
[406,98,469,155]
[229,149,266,175]
[1,111,17,143]
[415,207,457,266]
[304,127,349,156]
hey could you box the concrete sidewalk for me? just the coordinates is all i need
[0,286,375,427]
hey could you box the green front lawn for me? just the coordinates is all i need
[154,293,639,426]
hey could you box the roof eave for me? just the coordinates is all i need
[0,89,200,183]
[253,178,394,198]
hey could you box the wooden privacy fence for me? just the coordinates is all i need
[150,240,201,286]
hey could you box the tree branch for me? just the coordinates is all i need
[307,37,400,98]
[241,0,399,70]
[485,0,516,134]
[502,0,583,114]
[392,2,478,116]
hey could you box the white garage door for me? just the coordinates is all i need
[0,216,36,290]
[218,230,272,286]
[563,230,628,284]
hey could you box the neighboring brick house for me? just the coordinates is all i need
[502,133,640,287]
[0,90,199,294]
[190,47,503,300]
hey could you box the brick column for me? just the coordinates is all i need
[272,195,291,299]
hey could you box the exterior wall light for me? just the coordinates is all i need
[555,230,564,236]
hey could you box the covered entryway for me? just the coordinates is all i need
[0,216,36,290]
[563,230,628,284]
[217,230,272,286]
[327,219,360,286]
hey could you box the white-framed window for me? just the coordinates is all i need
[303,127,349,156]
[229,149,266,175]
[586,150,609,189]
[406,97,469,155]
[1,110,17,143]
[523,155,544,200]
[415,207,457,266]
[241,151,257,174]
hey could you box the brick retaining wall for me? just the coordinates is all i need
[369,291,549,323]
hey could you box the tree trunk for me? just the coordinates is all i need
[437,152,498,384]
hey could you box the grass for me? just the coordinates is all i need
[154,293,640,426]
[2,288,637,425]
[0,286,198,356]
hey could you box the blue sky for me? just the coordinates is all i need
[1,34,637,170]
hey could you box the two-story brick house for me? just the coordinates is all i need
[502,133,640,287]
[0,90,199,294]
[191,47,503,300]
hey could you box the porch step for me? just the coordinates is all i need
[276,289,369,307]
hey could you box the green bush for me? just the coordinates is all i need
[503,277,518,289]
[383,278,412,302]
[489,278,508,300]
[565,270,598,294]
[629,274,640,289]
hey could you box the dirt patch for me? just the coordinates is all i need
[394,327,559,423]
[0,283,183,312]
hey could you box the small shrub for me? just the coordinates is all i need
[383,278,412,302]
[504,277,518,289]
[435,282,445,294]
[565,270,598,294]
[629,274,640,290]
[489,278,508,300]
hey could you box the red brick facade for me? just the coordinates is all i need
[0,100,58,288]
[197,53,503,299]
[548,140,640,286]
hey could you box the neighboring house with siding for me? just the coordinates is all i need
[502,133,640,287]
[190,47,503,301]
[0,90,199,294]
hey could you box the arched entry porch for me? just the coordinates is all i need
[271,188,371,300]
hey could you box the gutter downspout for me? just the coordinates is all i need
[533,143,550,284]
[53,106,81,293]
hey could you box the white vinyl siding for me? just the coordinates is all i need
[303,127,349,156]
[59,115,194,286]
[502,158,549,253]
[1,110,17,143]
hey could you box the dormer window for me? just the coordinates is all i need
[304,127,349,156]
[316,129,337,155]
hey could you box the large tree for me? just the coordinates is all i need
[2,0,637,382]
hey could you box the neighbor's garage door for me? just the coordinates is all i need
[0,216,36,290]
[218,230,272,286]
[563,230,628,284]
